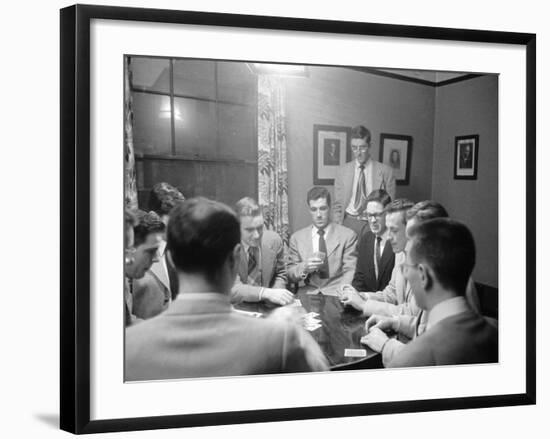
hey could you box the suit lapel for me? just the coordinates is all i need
[150,256,170,290]
[261,238,275,287]
[238,245,248,282]
[325,225,341,257]
[379,240,394,272]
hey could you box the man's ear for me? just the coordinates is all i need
[418,263,433,291]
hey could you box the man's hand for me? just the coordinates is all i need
[365,314,398,333]
[263,288,294,306]
[338,285,366,311]
[303,256,324,274]
[360,327,390,353]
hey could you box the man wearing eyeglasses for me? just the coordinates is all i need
[333,125,396,236]
[351,189,395,293]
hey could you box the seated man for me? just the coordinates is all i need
[362,200,483,365]
[351,189,395,293]
[132,183,185,319]
[124,210,165,326]
[125,197,328,380]
[365,218,498,367]
[287,186,357,296]
[340,199,415,315]
[231,197,294,306]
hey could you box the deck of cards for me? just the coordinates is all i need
[301,312,322,331]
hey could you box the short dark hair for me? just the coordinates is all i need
[307,186,331,207]
[235,197,262,218]
[366,189,392,208]
[167,197,241,277]
[406,200,449,222]
[384,198,415,224]
[149,182,186,217]
[133,210,165,247]
[351,125,371,144]
[408,218,476,295]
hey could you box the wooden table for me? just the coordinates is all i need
[237,290,381,370]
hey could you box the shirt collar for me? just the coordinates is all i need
[356,158,372,169]
[426,296,470,331]
[312,223,332,238]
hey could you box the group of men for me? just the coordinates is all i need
[123,124,497,380]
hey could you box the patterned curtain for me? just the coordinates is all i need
[124,57,138,210]
[258,76,290,244]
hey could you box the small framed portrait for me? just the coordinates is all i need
[313,124,352,185]
[380,133,413,185]
[454,134,479,179]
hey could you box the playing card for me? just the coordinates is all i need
[344,348,367,357]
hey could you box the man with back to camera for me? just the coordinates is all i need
[360,200,484,365]
[287,186,357,296]
[125,197,328,380]
[373,218,498,367]
[124,210,165,326]
[132,182,185,319]
[333,125,396,236]
[231,197,294,306]
[351,189,395,294]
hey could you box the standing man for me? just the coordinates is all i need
[125,197,328,380]
[333,125,396,236]
[231,197,294,306]
[287,187,357,296]
[132,182,185,319]
[351,189,395,293]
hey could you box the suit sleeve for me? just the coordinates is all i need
[364,264,399,305]
[387,337,436,368]
[340,230,358,285]
[287,233,306,283]
[333,168,346,224]
[281,324,329,372]
[231,277,261,304]
[271,234,288,289]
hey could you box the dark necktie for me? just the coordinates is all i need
[248,246,257,275]
[375,236,382,278]
[317,228,329,279]
[354,164,367,212]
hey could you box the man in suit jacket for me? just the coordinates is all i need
[365,218,498,368]
[231,197,294,306]
[124,210,165,326]
[132,182,185,319]
[333,125,396,236]
[125,197,328,380]
[287,187,357,296]
[352,189,395,293]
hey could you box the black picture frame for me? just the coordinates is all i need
[313,124,352,185]
[379,133,413,185]
[60,4,536,434]
[454,134,480,180]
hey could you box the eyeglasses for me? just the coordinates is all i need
[351,145,370,151]
[366,212,384,219]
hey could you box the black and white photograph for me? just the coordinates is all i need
[57,3,537,435]
[454,134,479,179]
[380,133,413,184]
[123,57,499,382]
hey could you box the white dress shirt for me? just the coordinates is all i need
[426,296,470,331]
[346,159,374,215]
[311,223,333,253]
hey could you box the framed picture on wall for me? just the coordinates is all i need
[313,124,352,185]
[454,134,479,179]
[379,133,412,185]
[60,4,535,435]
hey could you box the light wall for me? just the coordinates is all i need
[432,75,499,287]
[284,67,435,231]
